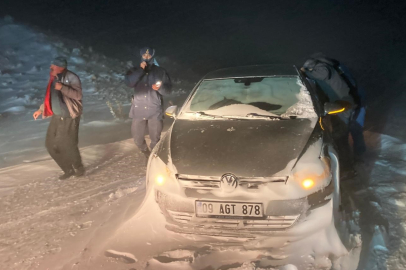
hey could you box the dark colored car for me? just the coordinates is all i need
[146,65,348,237]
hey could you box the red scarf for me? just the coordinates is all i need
[43,74,55,117]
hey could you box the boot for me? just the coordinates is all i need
[59,169,75,180]
[74,166,86,177]
[141,149,151,165]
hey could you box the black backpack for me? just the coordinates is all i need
[316,58,362,107]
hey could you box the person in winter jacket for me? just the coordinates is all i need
[302,58,355,104]
[124,47,172,161]
[301,57,357,177]
[33,57,85,180]
[302,55,367,160]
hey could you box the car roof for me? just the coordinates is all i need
[203,64,298,80]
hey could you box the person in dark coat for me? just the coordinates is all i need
[302,55,367,161]
[302,58,355,104]
[301,58,356,177]
[124,47,172,160]
[33,57,85,180]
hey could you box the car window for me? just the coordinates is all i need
[187,77,317,118]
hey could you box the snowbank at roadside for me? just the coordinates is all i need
[362,131,406,269]
[0,17,130,116]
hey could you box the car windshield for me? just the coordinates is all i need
[185,76,317,118]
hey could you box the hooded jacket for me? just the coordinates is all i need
[304,61,354,105]
[125,63,172,120]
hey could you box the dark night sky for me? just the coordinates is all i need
[1,0,406,103]
[1,0,405,73]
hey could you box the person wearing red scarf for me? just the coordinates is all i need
[33,57,84,180]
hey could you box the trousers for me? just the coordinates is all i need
[131,118,163,152]
[349,107,366,156]
[45,115,83,173]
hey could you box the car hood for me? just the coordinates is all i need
[169,118,317,178]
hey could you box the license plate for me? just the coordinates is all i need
[195,201,263,218]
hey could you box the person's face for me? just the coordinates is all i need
[142,52,152,61]
[50,64,65,76]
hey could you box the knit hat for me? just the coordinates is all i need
[140,47,155,58]
[52,57,68,68]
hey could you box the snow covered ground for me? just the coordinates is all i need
[0,139,148,269]
[1,17,406,270]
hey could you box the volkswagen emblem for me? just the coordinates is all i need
[220,173,238,193]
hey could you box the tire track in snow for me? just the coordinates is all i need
[0,140,148,270]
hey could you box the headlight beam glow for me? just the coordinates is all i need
[156,175,165,186]
[302,178,315,189]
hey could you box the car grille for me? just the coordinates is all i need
[177,174,286,190]
[167,210,193,224]
[166,210,299,230]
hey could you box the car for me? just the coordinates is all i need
[146,65,348,237]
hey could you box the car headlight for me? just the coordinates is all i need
[292,156,331,191]
[302,178,315,189]
[155,175,165,186]
[147,155,176,188]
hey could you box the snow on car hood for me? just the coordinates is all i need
[169,118,318,178]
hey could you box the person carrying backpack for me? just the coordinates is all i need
[309,55,367,160]
[301,55,366,178]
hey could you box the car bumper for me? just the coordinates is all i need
[154,181,334,237]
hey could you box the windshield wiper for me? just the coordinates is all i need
[219,113,288,120]
[280,114,298,119]
[246,113,297,120]
[192,111,223,119]
[245,113,283,120]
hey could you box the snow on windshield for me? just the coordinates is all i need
[281,83,318,119]
[186,77,317,118]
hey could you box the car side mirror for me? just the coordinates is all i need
[165,105,178,118]
[324,101,351,115]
